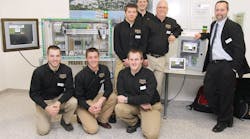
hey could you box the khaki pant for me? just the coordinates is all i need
[114,58,125,93]
[76,93,117,134]
[115,102,162,139]
[147,54,167,96]
[35,97,77,136]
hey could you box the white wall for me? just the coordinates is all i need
[0,49,6,91]
[0,0,69,90]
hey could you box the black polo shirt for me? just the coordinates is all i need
[136,11,155,24]
[117,67,160,105]
[146,16,183,56]
[114,19,148,60]
[29,63,74,109]
[75,64,113,110]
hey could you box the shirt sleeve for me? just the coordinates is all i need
[117,71,127,96]
[140,25,149,59]
[29,69,48,109]
[103,67,113,98]
[172,20,183,38]
[229,23,246,77]
[75,73,90,110]
[58,68,74,104]
[114,24,126,60]
[200,33,210,40]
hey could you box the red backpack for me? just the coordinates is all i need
[187,86,213,113]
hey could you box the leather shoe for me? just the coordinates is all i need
[212,120,233,133]
[60,117,73,131]
[109,114,117,123]
[97,121,112,129]
[126,120,141,133]
[228,119,233,127]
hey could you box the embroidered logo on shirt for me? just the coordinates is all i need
[165,24,171,29]
[139,79,147,84]
[98,73,105,78]
[59,74,67,79]
[135,29,141,34]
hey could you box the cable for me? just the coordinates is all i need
[19,51,38,68]
[168,74,186,104]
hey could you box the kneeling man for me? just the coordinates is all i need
[75,47,117,134]
[115,49,162,139]
[29,45,77,135]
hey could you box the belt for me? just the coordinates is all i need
[210,60,230,64]
[149,53,163,58]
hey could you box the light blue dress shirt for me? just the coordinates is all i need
[211,17,232,61]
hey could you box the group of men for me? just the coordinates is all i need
[29,0,249,138]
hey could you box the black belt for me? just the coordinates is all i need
[149,53,163,58]
[210,60,231,64]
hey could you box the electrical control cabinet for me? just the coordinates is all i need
[42,18,113,60]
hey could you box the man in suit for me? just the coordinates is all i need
[195,0,250,132]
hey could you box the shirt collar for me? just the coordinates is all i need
[124,19,134,28]
[216,17,227,26]
[45,63,61,73]
[156,16,167,23]
[86,65,100,74]
[138,11,149,17]
[129,66,143,77]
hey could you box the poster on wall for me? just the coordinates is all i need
[69,0,153,24]
[190,0,211,30]
[233,12,245,28]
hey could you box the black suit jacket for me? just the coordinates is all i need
[201,18,250,78]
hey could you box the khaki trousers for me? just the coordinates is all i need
[76,93,117,134]
[35,97,77,135]
[147,54,167,97]
[114,58,125,93]
[115,102,162,139]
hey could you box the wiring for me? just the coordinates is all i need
[19,51,38,68]
[168,75,186,104]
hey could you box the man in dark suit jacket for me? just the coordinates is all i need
[195,0,250,132]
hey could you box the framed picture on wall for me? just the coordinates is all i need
[1,18,39,52]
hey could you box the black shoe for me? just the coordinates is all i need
[228,119,233,127]
[126,120,141,133]
[60,117,74,131]
[109,114,117,123]
[77,116,82,125]
[97,121,112,129]
[212,120,232,133]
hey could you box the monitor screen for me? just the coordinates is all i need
[1,18,39,52]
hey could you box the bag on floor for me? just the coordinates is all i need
[187,86,213,113]
[234,78,250,119]
[234,97,250,119]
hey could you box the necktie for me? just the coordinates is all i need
[210,23,218,61]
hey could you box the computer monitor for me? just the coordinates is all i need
[1,18,39,52]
